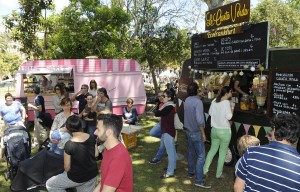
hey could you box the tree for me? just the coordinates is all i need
[113,0,191,93]
[3,0,54,59]
[0,33,22,80]
[251,0,300,47]
[288,0,300,11]
[48,1,131,59]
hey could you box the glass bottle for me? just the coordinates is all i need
[249,94,256,110]
[240,94,250,110]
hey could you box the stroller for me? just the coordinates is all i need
[10,148,64,192]
[3,125,31,181]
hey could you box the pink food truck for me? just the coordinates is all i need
[14,59,147,121]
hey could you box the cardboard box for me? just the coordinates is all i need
[121,125,142,149]
[122,132,137,149]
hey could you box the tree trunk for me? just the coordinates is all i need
[150,65,159,95]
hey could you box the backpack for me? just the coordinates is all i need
[174,113,183,130]
[38,112,53,129]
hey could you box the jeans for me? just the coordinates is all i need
[149,122,162,138]
[186,130,206,184]
[154,133,176,175]
[203,128,231,177]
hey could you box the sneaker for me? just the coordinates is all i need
[148,158,161,165]
[188,173,195,178]
[160,173,175,179]
[195,182,211,189]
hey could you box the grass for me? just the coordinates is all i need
[0,115,235,192]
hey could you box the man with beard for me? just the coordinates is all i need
[93,114,133,192]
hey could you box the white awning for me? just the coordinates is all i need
[16,67,73,75]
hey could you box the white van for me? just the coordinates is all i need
[15,59,147,121]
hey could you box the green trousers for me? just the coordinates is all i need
[203,127,231,178]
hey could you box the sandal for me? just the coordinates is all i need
[160,173,175,179]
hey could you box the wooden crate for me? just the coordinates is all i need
[122,132,137,149]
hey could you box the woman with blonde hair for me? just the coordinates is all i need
[235,135,260,175]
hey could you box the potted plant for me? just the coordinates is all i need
[250,83,267,107]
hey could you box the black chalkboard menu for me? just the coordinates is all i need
[191,21,269,70]
[268,69,300,117]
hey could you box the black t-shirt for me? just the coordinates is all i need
[83,105,97,126]
[64,135,98,183]
[76,93,89,114]
[230,72,254,98]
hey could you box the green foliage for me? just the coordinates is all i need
[4,0,54,59]
[0,33,22,80]
[251,0,300,47]
[47,2,132,59]
[288,0,300,11]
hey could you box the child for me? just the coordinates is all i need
[235,135,260,175]
[49,127,71,155]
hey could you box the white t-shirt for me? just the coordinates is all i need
[49,76,58,86]
[208,99,233,129]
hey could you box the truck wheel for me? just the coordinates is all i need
[224,146,236,166]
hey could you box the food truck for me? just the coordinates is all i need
[14,59,147,121]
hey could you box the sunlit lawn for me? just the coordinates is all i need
[0,114,235,192]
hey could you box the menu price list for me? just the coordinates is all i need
[191,22,269,69]
[270,71,300,116]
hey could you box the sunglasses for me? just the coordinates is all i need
[81,87,87,89]
[161,95,167,98]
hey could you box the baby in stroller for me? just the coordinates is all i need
[49,127,71,155]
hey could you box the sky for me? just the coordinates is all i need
[0,0,69,21]
[0,0,260,31]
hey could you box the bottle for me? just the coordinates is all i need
[249,94,256,110]
[208,91,212,99]
[240,94,250,110]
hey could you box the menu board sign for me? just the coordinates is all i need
[205,0,250,31]
[191,21,269,70]
[268,70,300,116]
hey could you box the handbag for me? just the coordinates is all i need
[174,113,183,130]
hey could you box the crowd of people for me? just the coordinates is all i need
[0,79,136,191]
[1,79,300,191]
[147,82,300,191]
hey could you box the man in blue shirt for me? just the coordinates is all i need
[184,82,210,189]
[234,113,300,192]
[28,86,47,148]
